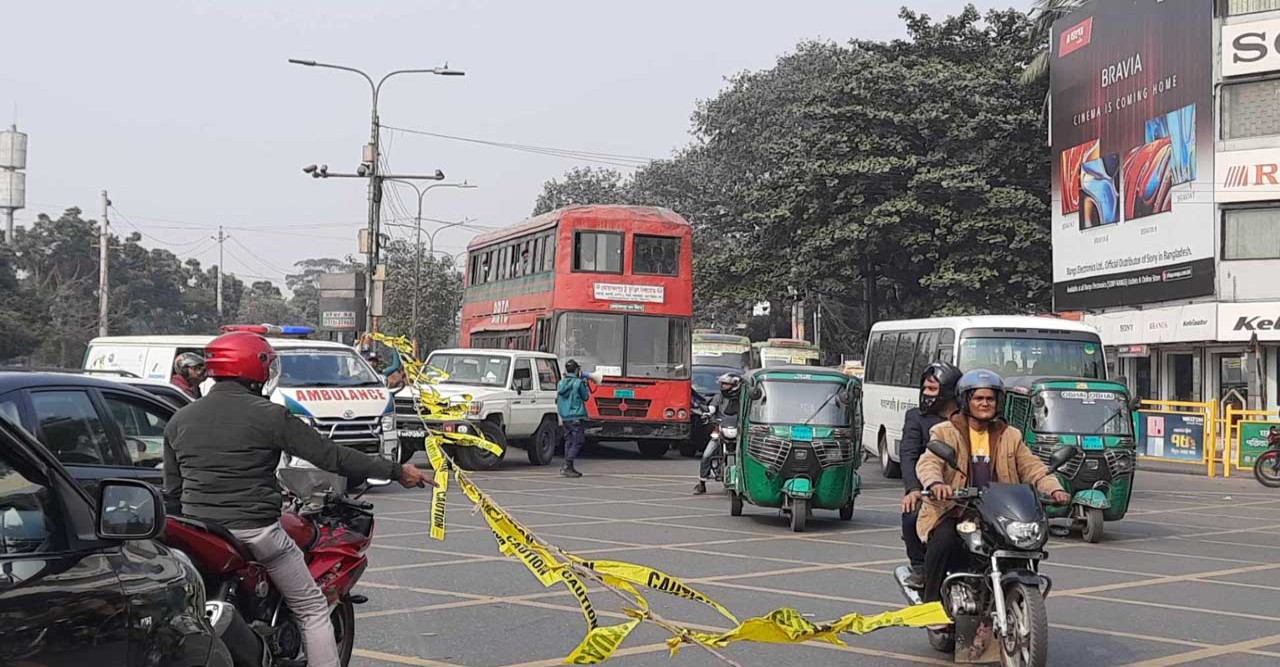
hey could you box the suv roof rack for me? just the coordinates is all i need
[0,367,141,378]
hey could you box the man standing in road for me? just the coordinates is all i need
[170,352,207,399]
[557,359,593,478]
[163,331,433,667]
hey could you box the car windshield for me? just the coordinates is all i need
[958,337,1104,379]
[555,312,691,379]
[749,380,848,426]
[277,349,383,388]
[1033,389,1132,436]
[427,353,512,387]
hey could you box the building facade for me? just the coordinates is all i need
[1050,0,1280,411]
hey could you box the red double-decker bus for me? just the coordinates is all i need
[460,205,693,457]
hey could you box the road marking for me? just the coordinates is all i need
[353,648,465,667]
[1072,593,1280,623]
[1122,633,1280,666]
[1055,562,1280,596]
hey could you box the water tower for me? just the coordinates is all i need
[0,125,28,244]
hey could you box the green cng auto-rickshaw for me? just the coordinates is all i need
[725,366,862,532]
[1004,377,1139,543]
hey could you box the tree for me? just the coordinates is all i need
[237,280,300,325]
[0,245,43,362]
[532,167,630,215]
[287,257,363,326]
[377,239,464,353]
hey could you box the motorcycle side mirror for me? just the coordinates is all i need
[926,439,961,471]
[750,385,763,400]
[1048,445,1080,472]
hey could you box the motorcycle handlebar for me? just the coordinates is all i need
[330,495,374,511]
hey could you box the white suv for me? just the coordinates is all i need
[394,349,564,468]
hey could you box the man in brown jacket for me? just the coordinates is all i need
[915,369,1069,605]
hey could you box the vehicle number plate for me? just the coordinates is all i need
[613,389,635,398]
[399,429,427,439]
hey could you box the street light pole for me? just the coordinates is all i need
[289,58,464,334]
[384,180,476,350]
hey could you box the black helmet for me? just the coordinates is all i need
[919,361,962,414]
[957,369,1005,419]
[565,359,581,375]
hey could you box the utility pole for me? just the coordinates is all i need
[213,226,229,319]
[98,190,110,337]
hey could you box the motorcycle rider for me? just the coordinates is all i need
[694,373,741,495]
[898,361,962,588]
[163,331,433,667]
[915,369,1070,605]
[170,352,207,399]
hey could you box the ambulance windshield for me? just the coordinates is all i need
[277,348,383,388]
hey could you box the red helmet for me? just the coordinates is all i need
[204,332,278,384]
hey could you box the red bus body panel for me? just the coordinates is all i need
[461,206,693,441]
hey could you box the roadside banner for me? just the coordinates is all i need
[1136,411,1205,462]
[1237,420,1280,466]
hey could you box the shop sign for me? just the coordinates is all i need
[1223,16,1280,78]
[1218,302,1280,341]
[1237,420,1280,466]
[1117,344,1150,357]
[1084,303,1216,346]
[1215,147,1280,203]
[1136,411,1205,462]
[593,283,664,303]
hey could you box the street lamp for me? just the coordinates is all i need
[382,180,477,348]
[289,57,465,333]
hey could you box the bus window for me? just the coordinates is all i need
[870,333,894,384]
[891,332,918,386]
[634,235,680,276]
[915,330,939,378]
[574,231,623,273]
[957,337,1103,379]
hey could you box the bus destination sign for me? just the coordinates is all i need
[593,283,665,303]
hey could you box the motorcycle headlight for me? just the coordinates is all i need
[722,426,738,439]
[1002,519,1046,550]
[381,414,397,433]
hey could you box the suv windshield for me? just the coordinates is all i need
[1033,389,1132,436]
[555,312,690,379]
[278,349,383,388]
[427,353,512,387]
[958,337,1104,379]
[749,380,848,426]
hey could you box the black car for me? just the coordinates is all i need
[0,372,179,494]
[0,414,232,666]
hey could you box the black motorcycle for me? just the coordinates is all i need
[894,440,1077,667]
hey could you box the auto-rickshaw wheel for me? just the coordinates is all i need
[839,502,854,521]
[790,499,808,532]
[729,491,743,516]
[1083,507,1104,543]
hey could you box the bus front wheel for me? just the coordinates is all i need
[637,442,670,458]
[879,434,901,479]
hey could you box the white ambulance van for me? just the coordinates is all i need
[83,325,401,482]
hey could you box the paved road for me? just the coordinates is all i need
[348,445,1280,667]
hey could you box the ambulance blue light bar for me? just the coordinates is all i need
[221,324,315,337]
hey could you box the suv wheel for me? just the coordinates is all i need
[456,420,508,471]
[528,418,560,466]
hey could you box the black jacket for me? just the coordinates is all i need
[163,381,399,529]
[900,407,945,494]
[711,390,740,426]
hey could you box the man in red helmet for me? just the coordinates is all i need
[163,331,432,667]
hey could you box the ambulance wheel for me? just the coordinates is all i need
[730,491,743,516]
[790,498,808,532]
[1083,507,1104,543]
[839,502,854,521]
[527,418,559,466]
[457,421,507,471]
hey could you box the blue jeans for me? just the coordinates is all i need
[699,436,721,480]
[563,420,585,462]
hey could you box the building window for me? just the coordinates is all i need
[633,235,681,276]
[573,231,623,273]
[1227,0,1280,16]
[1223,79,1280,140]
[1168,353,1199,403]
[1224,208,1280,259]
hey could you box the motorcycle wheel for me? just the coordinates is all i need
[332,596,356,667]
[1001,583,1048,667]
[928,627,956,653]
[1253,450,1280,488]
[790,498,808,532]
[1082,507,1104,543]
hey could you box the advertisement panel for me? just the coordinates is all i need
[1236,420,1279,466]
[1216,147,1280,203]
[1083,302,1216,346]
[1217,301,1280,341]
[1222,16,1280,78]
[1050,0,1215,310]
[1135,411,1205,462]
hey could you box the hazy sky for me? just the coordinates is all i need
[4,0,1020,286]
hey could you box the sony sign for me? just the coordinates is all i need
[1224,17,1280,77]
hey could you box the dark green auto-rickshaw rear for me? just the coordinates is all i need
[725,366,862,532]
[1004,377,1139,543]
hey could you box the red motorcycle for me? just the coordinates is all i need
[163,467,375,667]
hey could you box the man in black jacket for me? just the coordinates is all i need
[899,361,961,588]
[164,332,431,667]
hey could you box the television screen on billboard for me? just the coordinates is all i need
[1050,0,1214,310]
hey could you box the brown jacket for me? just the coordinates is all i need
[915,412,1064,542]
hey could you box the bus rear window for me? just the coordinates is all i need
[573,231,623,273]
[958,338,1104,379]
[633,235,680,276]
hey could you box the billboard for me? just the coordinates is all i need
[1050,0,1214,310]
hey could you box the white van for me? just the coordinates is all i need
[84,332,401,475]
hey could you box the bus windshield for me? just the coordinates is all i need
[957,337,1103,379]
[555,312,690,379]
[278,349,383,388]
[749,380,848,426]
[1033,389,1132,436]
[426,353,512,387]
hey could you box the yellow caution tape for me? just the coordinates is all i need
[370,331,951,664]
[429,469,449,541]
[565,617,642,665]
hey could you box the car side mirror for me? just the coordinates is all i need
[97,479,164,541]
[1048,445,1080,472]
[926,439,961,471]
